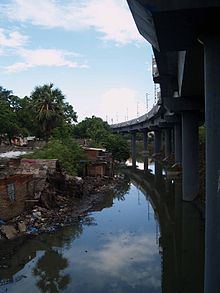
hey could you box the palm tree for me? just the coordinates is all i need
[31,83,69,141]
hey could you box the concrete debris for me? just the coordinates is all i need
[32,211,42,220]
[18,222,26,233]
[0,225,18,240]
[0,174,126,241]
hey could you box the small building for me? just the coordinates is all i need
[82,147,113,177]
[0,159,60,221]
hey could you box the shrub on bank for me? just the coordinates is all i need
[25,139,85,175]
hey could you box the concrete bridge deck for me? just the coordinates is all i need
[110,1,220,292]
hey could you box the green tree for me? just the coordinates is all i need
[0,86,23,143]
[102,133,130,162]
[31,83,77,141]
[73,116,110,143]
[73,116,129,162]
[26,139,85,175]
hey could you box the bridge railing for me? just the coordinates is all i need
[111,104,161,130]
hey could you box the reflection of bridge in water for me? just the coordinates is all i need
[126,166,204,293]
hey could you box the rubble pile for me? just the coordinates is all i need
[0,173,124,241]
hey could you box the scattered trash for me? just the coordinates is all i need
[27,227,39,235]
[0,219,5,225]
[0,174,127,241]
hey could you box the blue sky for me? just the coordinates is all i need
[0,0,154,122]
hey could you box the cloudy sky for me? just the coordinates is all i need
[0,0,154,122]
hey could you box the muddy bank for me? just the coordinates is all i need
[0,174,128,241]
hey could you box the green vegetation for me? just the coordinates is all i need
[25,139,85,175]
[0,84,77,143]
[1,84,129,174]
[73,116,130,162]
[31,83,77,141]
[73,116,110,142]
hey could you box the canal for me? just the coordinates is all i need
[0,166,204,293]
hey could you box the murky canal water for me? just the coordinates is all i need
[0,169,204,293]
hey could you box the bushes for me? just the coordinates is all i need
[73,116,130,162]
[25,139,85,175]
[102,134,130,162]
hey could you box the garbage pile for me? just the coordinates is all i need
[0,175,123,240]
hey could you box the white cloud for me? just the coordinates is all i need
[0,28,28,48]
[5,48,89,73]
[98,87,147,123]
[76,232,161,289]
[1,0,143,44]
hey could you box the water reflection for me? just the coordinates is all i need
[128,169,205,293]
[0,169,204,293]
[33,250,70,292]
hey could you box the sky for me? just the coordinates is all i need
[0,0,155,123]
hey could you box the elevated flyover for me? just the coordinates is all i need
[111,1,220,291]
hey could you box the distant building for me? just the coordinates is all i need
[82,147,113,177]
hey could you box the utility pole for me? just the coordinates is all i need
[154,84,157,105]
[137,101,139,117]
[146,92,149,112]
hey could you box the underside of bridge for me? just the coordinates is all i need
[111,1,220,292]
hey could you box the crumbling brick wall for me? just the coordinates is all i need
[0,175,34,221]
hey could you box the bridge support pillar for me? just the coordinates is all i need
[131,131,136,169]
[165,128,172,157]
[181,111,199,201]
[154,130,162,153]
[174,123,182,163]
[143,130,148,171]
[203,35,220,293]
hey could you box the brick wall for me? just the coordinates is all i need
[0,175,34,221]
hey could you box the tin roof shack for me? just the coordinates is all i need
[0,174,34,221]
[83,147,113,177]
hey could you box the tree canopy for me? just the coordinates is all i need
[0,84,77,143]
[73,116,129,162]
[0,84,129,163]
[31,83,77,141]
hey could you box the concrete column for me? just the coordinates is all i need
[181,111,199,201]
[174,123,182,163]
[203,35,220,293]
[154,130,162,153]
[165,128,172,157]
[171,128,175,154]
[131,131,136,169]
[143,130,148,171]
[181,202,204,293]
